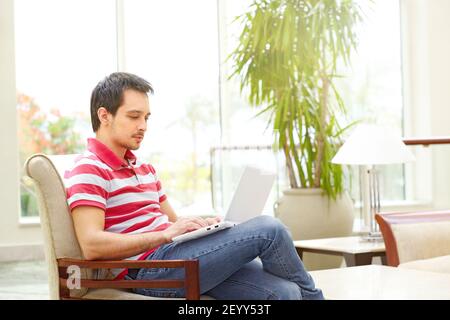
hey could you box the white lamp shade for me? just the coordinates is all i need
[332,124,415,165]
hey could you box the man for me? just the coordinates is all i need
[65,72,324,300]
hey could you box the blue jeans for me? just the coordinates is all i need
[131,215,324,300]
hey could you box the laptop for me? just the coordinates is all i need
[171,166,276,243]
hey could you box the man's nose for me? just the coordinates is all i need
[138,119,147,131]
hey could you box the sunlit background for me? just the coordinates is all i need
[14,0,405,221]
[3,0,450,300]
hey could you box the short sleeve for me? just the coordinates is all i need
[149,164,167,203]
[64,162,109,211]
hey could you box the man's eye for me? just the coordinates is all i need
[129,116,139,119]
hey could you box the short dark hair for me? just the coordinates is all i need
[90,72,154,132]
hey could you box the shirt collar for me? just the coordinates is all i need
[87,138,137,170]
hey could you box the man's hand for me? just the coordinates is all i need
[204,216,222,226]
[163,216,222,242]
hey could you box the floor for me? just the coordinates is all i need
[0,260,49,300]
[0,257,384,300]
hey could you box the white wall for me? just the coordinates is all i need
[402,0,450,210]
[427,0,450,209]
[0,0,44,261]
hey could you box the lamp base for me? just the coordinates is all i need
[360,231,384,242]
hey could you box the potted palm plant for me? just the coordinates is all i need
[229,0,363,269]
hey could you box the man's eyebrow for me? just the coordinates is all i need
[126,110,151,116]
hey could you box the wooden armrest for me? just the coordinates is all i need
[57,258,200,300]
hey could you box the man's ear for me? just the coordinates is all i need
[97,107,111,126]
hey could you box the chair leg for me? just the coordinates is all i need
[184,260,200,300]
[58,266,71,299]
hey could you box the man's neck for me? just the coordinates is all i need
[95,133,127,161]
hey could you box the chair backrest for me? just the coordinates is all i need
[376,211,450,266]
[25,153,92,299]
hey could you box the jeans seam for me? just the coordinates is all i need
[271,241,292,280]
[140,288,179,298]
[269,242,321,299]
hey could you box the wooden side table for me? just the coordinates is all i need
[294,236,386,267]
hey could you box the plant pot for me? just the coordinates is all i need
[275,188,354,270]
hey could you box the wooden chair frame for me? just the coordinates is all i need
[375,210,450,267]
[57,258,200,300]
[375,137,450,266]
[25,154,203,300]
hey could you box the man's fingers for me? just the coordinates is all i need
[180,216,221,228]
[186,221,203,232]
[191,217,208,228]
[205,216,222,225]
[204,218,216,225]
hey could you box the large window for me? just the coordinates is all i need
[335,0,405,205]
[15,0,407,220]
[122,0,222,215]
[15,0,117,217]
[215,0,281,214]
[217,0,406,216]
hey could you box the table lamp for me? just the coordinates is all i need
[332,124,415,241]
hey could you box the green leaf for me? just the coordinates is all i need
[228,0,363,197]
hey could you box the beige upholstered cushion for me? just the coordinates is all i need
[391,220,450,264]
[399,255,450,274]
[83,289,175,300]
[83,289,214,300]
[26,154,83,260]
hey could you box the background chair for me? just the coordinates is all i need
[373,137,450,273]
[375,210,450,274]
[25,153,212,300]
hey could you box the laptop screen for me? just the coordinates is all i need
[224,166,276,223]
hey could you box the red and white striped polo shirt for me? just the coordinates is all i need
[64,138,172,279]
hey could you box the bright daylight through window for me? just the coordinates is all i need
[15,0,117,217]
[15,0,404,219]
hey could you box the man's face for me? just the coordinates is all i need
[108,89,151,151]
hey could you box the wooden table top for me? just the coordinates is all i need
[294,236,385,254]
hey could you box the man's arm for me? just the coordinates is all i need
[71,206,170,261]
[72,205,219,260]
[159,199,178,222]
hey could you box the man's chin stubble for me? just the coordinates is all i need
[126,143,140,150]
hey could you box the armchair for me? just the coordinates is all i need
[25,153,211,300]
[375,211,450,273]
[373,137,450,273]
